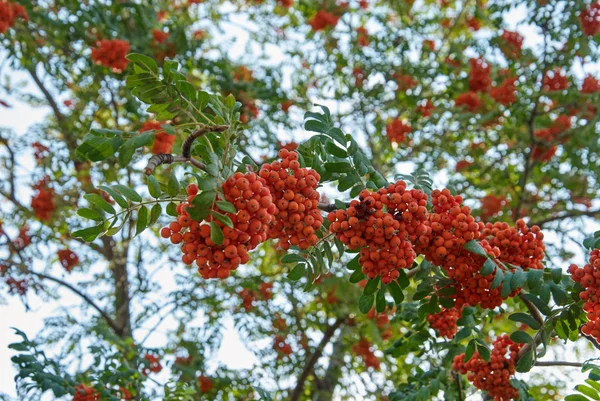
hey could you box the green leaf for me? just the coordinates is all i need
[136,206,148,236]
[550,282,568,305]
[476,343,490,362]
[211,211,233,228]
[147,176,162,198]
[77,208,104,222]
[491,267,504,289]
[287,264,306,281]
[398,269,410,289]
[376,288,386,313]
[480,258,496,276]
[349,269,365,283]
[149,203,162,225]
[334,199,347,210]
[326,127,346,145]
[126,53,158,74]
[464,240,488,257]
[511,269,527,289]
[216,200,236,214]
[112,185,143,202]
[161,124,176,135]
[358,294,375,314]
[551,268,563,284]
[72,224,105,241]
[76,134,124,162]
[515,349,534,372]
[305,119,328,133]
[576,385,600,400]
[566,395,592,401]
[454,327,471,342]
[281,254,306,264]
[210,221,224,245]
[324,162,352,173]
[167,172,180,196]
[510,331,533,344]
[198,176,217,191]
[98,185,129,208]
[501,271,514,298]
[363,277,380,296]
[509,313,541,330]
[347,254,360,271]
[520,293,552,316]
[325,141,348,158]
[388,281,404,304]
[464,339,476,362]
[166,202,178,217]
[83,194,116,215]
[527,269,544,290]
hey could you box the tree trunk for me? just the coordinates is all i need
[103,236,132,338]
[312,325,350,401]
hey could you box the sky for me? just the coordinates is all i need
[1,2,599,400]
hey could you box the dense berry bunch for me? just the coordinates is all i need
[91,39,130,72]
[531,144,557,162]
[152,29,169,44]
[58,249,79,272]
[427,306,462,338]
[161,174,276,279]
[0,1,28,34]
[260,149,323,250]
[308,10,340,31]
[569,249,600,341]
[239,288,257,311]
[468,58,491,92]
[480,194,507,219]
[580,2,600,36]
[259,281,274,299]
[417,99,434,117]
[142,354,162,375]
[393,73,417,91]
[328,181,428,283]
[198,375,214,393]
[352,338,380,369]
[582,75,600,93]
[490,77,517,106]
[456,160,473,172]
[482,220,545,270]
[543,68,569,91]
[385,118,411,144]
[31,178,55,222]
[72,385,99,401]
[499,30,523,58]
[13,226,31,250]
[453,335,522,401]
[273,335,292,356]
[140,121,176,155]
[455,91,480,112]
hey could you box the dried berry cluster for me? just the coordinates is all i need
[569,249,600,341]
[453,335,522,401]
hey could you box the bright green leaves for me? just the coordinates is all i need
[126,53,158,74]
[77,128,154,165]
[186,190,216,222]
[583,230,600,251]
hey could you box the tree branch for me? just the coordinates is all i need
[518,293,544,327]
[144,154,206,175]
[534,360,583,367]
[289,316,346,401]
[531,209,600,228]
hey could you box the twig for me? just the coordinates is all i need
[531,209,600,228]
[181,124,229,158]
[518,293,545,327]
[534,360,583,367]
[144,154,207,175]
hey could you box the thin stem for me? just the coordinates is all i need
[534,361,583,367]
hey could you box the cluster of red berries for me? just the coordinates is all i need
[151,29,176,61]
[393,73,418,92]
[582,75,600,94]
[260,149,323,250]
[0,1,28,34]
[352,338,380,369]
[240,288,258,311]
[140,121,176,155]
[353,66,367,87]
[328,181,428,283]
[569,249,600,341]
[580,2,600,36]
[453,335,522,401]
[466,16,481,31]
[13,226,31,250]
[482,220,545,270]
[422,39,436,51]
[308,10,340,31]
[456,160,473,172]
[531,143,557,162]
[499,30,524,58]
[142,354,162,375]
[273,335,292,356]
[366,307,394,340]
[385,118,411,144]
[469,58,491,92]
[6,277,28,295]
[198,375,214,393]
[543,68,569,91]
[416,99,434,117]
[259,281,274,299]
[32,142,50,162]
[72,384,99,401]
[427,306,462,339]
[161,173,276,279]
[480,194,507,219]
[356,26,369,46]
[91,39,130,72]
[58,249,79,272]
[31,178,55,222]
[490,77,517,106]
[455,91,480,112]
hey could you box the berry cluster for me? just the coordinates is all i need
[91,39,130,72]
[427,306,462,339]
[393,73,417,91]
[198,375,214,393]
[32,141,50,162]
[6,277,28,295]
[72,385,99,401]
[0,1,27,34]
[260,149,323,250]
[455,91,480,112]
[58,249,79,272]
[240,288,257,311]
[569,249,600,341]
[161,173,276,279]
[582,75,600,94]
[273,335,292,356]
[385,118,411,144]
[499,30,524,58]
[31,178,55,222]
[417,99,434,117]
[543,68,569,92]
[490,77,517,106]
[308,10,340,31]
[328,181,428,283]
[356,26,369,46]
[142,354,162,375]
[482,220,545,270]
[352,338,380,369]
[453,335,522,401]
[468,58,491,92]
[140,121,176,155]
[13,226,31,250]
[480,194,507,219]
[580,2,600,36]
